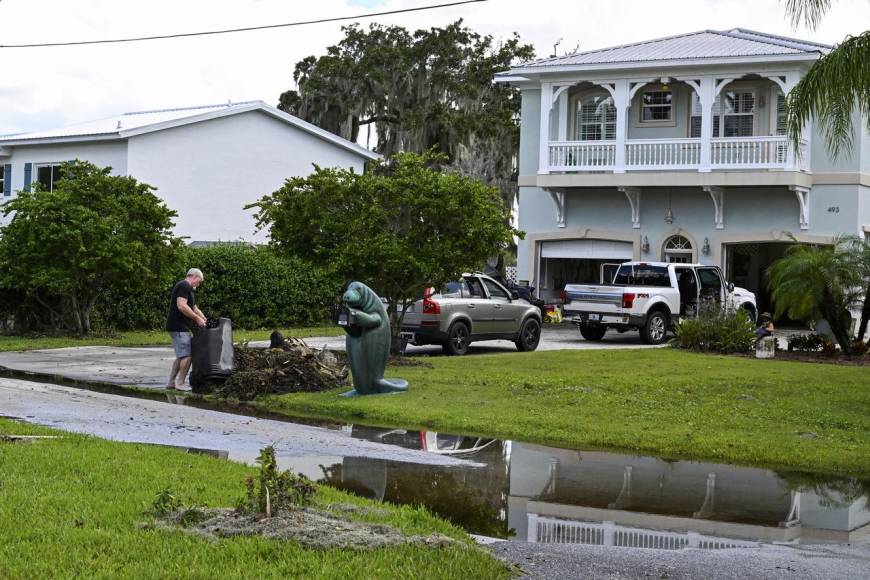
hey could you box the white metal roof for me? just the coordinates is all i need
[504,28,831,72]
[0,101,380,160]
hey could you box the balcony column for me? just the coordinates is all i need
[679,76,717,172]
[538,81,553,175]
[613,80,629,173]
[765,72,803,171]
[592,79,630,173]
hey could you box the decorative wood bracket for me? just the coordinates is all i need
[790,185,810,230]
[547,188,566,228]
[703,185,725,230]
[618,186,641,229]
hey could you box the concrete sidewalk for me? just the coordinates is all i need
[0,326,658,390]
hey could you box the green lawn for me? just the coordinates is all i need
[0,419,506,579]
[0,326,343,352]
[254,349,870,478]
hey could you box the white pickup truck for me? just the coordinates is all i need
[561,261,757,344]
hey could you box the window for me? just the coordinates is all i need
[34,163,63,191]
[663,235,693,263]
[463,277,485,298]
[697,268,723,303]
[613,265,671,287]
[722,91,755,137]
[689,90,755,138]
[775,91,786,136]
[483,278,510,301]
[574,93,616,140]
[0,165,4,195]
[640,90,673,123]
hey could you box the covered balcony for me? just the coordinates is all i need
[538,74,811,174]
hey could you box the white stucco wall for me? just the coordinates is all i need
[0,141,128,227]
[126,110,369,242]
[2,140,128,193]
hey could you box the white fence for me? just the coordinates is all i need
[625,138,701,170]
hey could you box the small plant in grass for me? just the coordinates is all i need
[149,488,183,516]
[672,307,755,353]
[236,446,317,516]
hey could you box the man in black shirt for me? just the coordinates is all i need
[166,268,207,390]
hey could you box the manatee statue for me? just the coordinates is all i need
[340,281,408,396]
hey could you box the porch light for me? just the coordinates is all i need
[702,237,710,255]
[642,236,650,253]
[664,208,674,224]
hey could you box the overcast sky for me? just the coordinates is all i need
[1,0,868,135]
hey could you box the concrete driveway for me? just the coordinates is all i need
[0,324,658,390]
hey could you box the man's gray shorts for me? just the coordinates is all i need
[169,331,192,358]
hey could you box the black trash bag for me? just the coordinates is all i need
[190,317,234,393]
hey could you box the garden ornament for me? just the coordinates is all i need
[338,281,408,396]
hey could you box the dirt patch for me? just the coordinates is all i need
[153,506,456,550]
[732,351,870,366]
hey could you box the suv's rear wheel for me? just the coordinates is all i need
[442,321,470,356]
[641,310,669,345]
[579,324,607,341]
[515,318,541,352]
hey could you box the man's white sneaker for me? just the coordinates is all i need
[175,383,192,392]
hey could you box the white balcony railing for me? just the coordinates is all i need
[711,136,787,168]
[548,141,616,171]
[547,136,807,173]
[626,138,701,170]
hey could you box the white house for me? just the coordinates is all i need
[0,101,380,242]
[497,29,870,315]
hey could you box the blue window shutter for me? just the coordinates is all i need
[3,164,10,196]
[23,162,32,191]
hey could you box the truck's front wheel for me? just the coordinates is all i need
[579,324,607,341]
[641,311,669,345]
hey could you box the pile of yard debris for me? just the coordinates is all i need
[214,336,348,400]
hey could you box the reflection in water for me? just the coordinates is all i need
[283,426,870,546]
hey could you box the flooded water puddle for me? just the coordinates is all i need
[279,427,870,548]
[164,421,870,547]
[4,377,868,549]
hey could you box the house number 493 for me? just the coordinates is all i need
[827,206,840,213]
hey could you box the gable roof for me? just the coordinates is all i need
[0,101,380,160]
[503,28,831,74]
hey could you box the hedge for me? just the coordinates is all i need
[98,245,341,331]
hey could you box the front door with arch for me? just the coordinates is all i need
[663,235,694,263]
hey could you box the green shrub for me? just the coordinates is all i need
[96,244,340,331]
[672,307,755,353]
[787,333,826,352]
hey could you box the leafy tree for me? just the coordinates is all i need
[785,1,870,159]
[0,160,182,334]
[278,21,534,267]
[248,152,518,343]
[767,237,864,353]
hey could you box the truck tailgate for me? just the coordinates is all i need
[563,284,624,314]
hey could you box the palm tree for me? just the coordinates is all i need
[767,237,864,353]
[785,1,870,160]
[850,237,870,341]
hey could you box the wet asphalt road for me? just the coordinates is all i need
[0,377,477,475]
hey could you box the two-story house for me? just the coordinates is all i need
[497,29,870,314]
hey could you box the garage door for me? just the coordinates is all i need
[540,239,633,259]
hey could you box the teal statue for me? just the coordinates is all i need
[339,281,408,396]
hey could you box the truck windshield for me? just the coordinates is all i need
[613,265,671,287]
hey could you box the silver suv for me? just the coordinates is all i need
[400,273,543,355]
